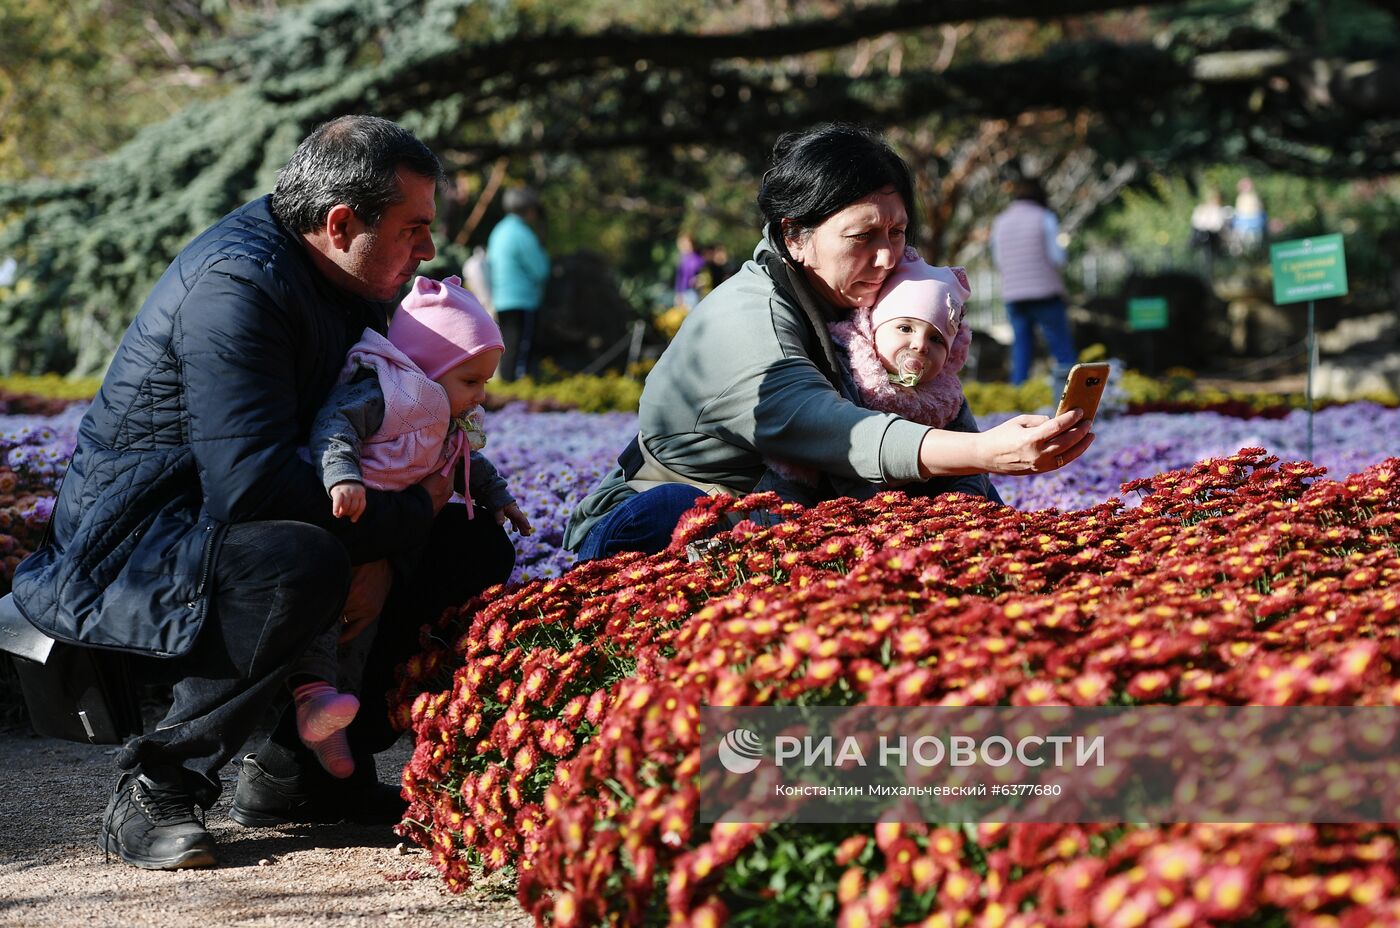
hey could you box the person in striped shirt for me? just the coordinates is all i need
[989,178,1078,386]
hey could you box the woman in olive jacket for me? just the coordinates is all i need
[567,124,1093,560]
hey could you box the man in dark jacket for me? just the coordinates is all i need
[11,116,514,870]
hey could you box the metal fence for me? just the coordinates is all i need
[963,246,1210,344]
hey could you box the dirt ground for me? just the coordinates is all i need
[0,729,533,928]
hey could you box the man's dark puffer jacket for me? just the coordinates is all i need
[12,196,435,658]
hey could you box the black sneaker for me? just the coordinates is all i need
[229,753,406,827]
[99,774,217,870]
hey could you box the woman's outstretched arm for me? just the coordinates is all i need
[917,407,1093,477]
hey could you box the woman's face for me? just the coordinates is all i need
[785,189,908,309]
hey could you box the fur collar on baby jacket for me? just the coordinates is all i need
[828,304,972,428]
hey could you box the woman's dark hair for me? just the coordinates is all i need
[271,115,444,234]
[757,123,917,261]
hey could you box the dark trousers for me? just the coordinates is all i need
[118,507,515,805]
[496,308,537,382]
[259,504,515,780]
[118,521,352,806]
[1007,296,1076,386]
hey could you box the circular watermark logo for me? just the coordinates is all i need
[717,728,764,774]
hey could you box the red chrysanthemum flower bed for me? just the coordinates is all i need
[391,449,1400,926]
[0,467,53,594]
[0,388,81,418]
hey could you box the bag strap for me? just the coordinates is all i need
[619,433,742,498]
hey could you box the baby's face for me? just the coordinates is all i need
[436,348,502,417]
[874,317,948,385]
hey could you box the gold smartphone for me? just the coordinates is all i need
[1055,362,1111,424]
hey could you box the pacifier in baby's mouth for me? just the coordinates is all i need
[887,349,926,388]
[457,405,488,451]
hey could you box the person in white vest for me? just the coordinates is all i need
[989,178,1078,386]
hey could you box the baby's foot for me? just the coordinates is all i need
[292,680,359,745]
[310,730,355,779]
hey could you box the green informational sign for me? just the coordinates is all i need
[1271,234,1349,305]
[1127,296,1169,332]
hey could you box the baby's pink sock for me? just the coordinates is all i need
[310,730,355,780]
[292,681,359,778]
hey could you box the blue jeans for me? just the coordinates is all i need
[1007,297,1076,386]
[576,483,707,561]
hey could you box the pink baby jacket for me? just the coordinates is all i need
[338,328,476,517]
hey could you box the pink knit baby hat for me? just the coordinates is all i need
[870,259,971,345]
[387,276,505,380]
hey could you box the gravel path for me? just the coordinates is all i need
[0,730,532,928]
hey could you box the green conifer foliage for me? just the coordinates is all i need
[2,0,1398,374]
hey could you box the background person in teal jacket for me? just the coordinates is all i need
[486,186,550,380]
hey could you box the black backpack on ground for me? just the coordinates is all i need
[0,592,141,744]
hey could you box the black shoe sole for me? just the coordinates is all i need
[227,803,317,827]
[229,800,405,827]
[100,831,217,870]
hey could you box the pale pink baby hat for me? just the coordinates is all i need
[387,276,504,379]
[870,259,970,345]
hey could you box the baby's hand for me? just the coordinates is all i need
[331,482,367,522]
[496,502,533,536]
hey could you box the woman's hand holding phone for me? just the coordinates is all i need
[978,407,1094,475]
[1055,363,1112,429]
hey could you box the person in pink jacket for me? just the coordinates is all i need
[990,178,1077,386]
[295,275,532,777]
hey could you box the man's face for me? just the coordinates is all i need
[342,168,437,301]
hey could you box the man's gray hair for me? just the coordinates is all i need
[271,115,444,234]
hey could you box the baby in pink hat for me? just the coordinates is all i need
[829,255,972,432]
[824,257,983,500]
[766,256,981,501]
[292,276,532,778]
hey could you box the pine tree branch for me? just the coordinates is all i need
[395,0,1190,86]
[1360,0,1400,22]
[416,37,1400,177]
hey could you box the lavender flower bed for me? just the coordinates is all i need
[476,405,637,583]
[985,401,1400,511]
[0,405,84,527]
[4,401,1396,585]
